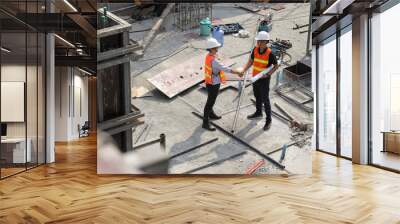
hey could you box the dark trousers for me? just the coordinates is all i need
[252,77,271,122]
[203,84,220,123]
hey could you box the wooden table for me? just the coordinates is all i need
[382,131,400,154]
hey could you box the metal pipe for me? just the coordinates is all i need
[192,111,285,170]
[169,138,218,160]
[221,103,253,116]
[182,151,247,174]
[134,124,149,144]
[274,102,295,121]
[250,99,291,124]
[133,134,165,150]
[160,134,166,151]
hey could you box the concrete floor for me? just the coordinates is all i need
[129,3,312,174]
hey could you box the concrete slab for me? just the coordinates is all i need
[130,3,312,174]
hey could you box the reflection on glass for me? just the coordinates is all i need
[1,32,27,177]
[340,28,352,158]
[371,4,400,171]
[27,32,38,169]
[318,36,337,154]
[38,33,46,165]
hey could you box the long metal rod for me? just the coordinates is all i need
[275,89,313,113]
[221,103,253,116]
[231,70,249,133]
[182,151,247,174]
[250,99,290,124]
[192,111,285,170]
[231,17,262,133]
[133,134,165,151]
[274,102,295,121]
[134,124,149,144]
[169,138,218,160]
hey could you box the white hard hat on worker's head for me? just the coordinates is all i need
[255,31,270,41]
[206,38,221,49]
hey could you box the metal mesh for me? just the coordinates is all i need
[174,3,212,31]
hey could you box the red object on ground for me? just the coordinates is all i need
[246,159,265,175]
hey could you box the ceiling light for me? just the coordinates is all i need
[1,47,11,53]
[54,34,75,48]
[63,0,78,12]
[78,67,93,76]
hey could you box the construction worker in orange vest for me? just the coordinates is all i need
[203,38,242,131]
[240,31,279,131]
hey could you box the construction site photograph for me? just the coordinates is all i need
[97,2,313,175]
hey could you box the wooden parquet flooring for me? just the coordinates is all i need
[1,135,400,224]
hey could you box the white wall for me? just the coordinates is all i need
[54,67,89,141]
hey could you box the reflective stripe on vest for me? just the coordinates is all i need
[252,47,271,77]
[204,54,226,84]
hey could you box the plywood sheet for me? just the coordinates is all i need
[147,55,235,98]
[147,55,204,98]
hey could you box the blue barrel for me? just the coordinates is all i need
[200,18,212,36]
[212,26,224,46]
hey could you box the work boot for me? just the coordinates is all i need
[210,111,222,120]
[263,120,272,131]
[202,122,216,131]
[247,111,262,120]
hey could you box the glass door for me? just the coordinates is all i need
[339,26,352,158]
[317,35,337,155]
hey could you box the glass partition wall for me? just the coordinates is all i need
[316,26,353,159]
[317,35,337,155]
[370,3,400,172]
[0,2,46,179]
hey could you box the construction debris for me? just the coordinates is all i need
[246,160,265,174]
[292,23,309,30]
[274,102,308,131]
[213,23,244,34]
[142,3,175,52]
[192,111,286,170]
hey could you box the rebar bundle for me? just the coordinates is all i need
[174,3,212,31]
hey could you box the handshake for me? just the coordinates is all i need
[231,67,245,77]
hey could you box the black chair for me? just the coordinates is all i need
[79,121,90,138]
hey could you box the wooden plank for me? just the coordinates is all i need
[147,54,204,98]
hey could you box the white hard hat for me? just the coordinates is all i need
[206,38,221,49]
[255,31,270,41]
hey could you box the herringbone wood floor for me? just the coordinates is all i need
[1,135,400,224]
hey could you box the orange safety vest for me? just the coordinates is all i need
[252,47,271,77]
[204,53,226,85]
